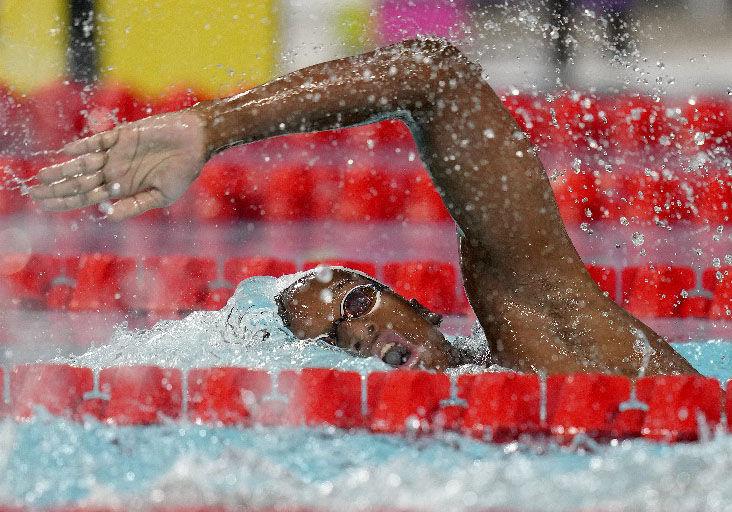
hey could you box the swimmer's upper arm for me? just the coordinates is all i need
[193,36,580,283]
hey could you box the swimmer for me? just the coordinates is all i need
[29,37,697,376]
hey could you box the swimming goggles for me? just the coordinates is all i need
[326,283,383,345]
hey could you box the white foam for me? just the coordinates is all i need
[57,274,497,374]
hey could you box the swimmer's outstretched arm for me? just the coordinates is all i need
[30,37,696,375]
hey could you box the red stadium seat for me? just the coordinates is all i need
[279,369,363,428]
[331,167,405,222]
[46,282,75,310]
[502,94,553,147]
[68,253,136,312]
[619,172,694,224]
[10,364,93,419]
[84,83,149,134]
[546,374,632,439]
[586,265,617,300]
[602,95,674,152]
[681,98,731,150]
[677,296,710,319]
[374,119,416,152]
[504,93,606,150]
[622,265,695,317]
[97,366,183,424]
[0,85,30,151]
[151,86,207,114]
[636,375,722,441]
[185,160,265,221]
[458,373,541,441]
[187,368,271,426]
[383,261,458,314]
[309,167,345,219]
[134,255,216,314]
[551,93,608,150]
[200,287,234,311]
[0,254,69,309]
[46,255,80,310]
[224,257,297,285]
[367,370,450,433]
[27,81,86,149]
[550,170,605,222]
[455,287,473,315]
[310,128,356,156]
[261,165,313,220]
[400,170,451,222]
[688,171,732,225]
[303,259,377,277]
[0,157,29,215]
[702,266,732,319]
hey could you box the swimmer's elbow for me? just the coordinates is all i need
[397,36,482,78]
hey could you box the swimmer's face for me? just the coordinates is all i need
[277,268,458,371]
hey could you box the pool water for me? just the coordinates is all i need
[2,410,731,510]
[1,275,730,511]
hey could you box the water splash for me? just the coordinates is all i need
[1,417,731,511]
[58,274,498,375]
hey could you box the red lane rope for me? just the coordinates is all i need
[2,365,728,443]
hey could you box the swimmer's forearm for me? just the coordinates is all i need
[192,37,579,283]
[191,38,453,157]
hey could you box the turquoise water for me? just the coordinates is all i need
[1,406,730,511]
[673,340,731,385]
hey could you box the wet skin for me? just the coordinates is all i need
[29,37,698,376]
[280,268,464,371]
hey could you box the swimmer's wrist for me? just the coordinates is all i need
[188,100,230,161]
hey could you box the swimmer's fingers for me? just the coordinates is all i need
[33,152,107,186]
[62,129,120,157]
[37,184,111,212]
[30,171,106,201]
[106,189,166,222]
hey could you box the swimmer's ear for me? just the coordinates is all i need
[408,298,443,326]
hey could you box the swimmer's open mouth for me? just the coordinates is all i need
[374,331,421,368]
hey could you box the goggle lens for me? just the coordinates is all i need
[341,285,379,319]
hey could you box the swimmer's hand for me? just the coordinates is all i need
[29,111,207,221]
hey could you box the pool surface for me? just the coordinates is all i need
[1,415,730,511]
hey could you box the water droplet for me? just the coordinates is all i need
[314,266,333,283]
[483,128,495,139]
[632,232,645,246]
[319,289,333,303]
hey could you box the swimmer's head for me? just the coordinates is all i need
[275,266,462,371]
